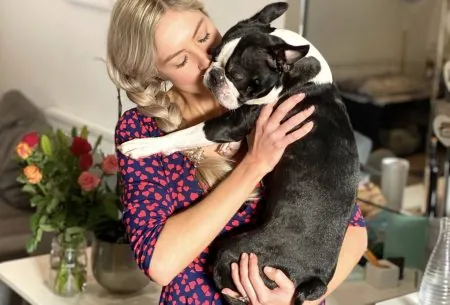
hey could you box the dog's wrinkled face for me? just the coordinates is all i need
[204,35,309,109]
[203,2,310,109]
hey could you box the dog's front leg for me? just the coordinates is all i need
[203,104,261,143]
[118,105,261,159]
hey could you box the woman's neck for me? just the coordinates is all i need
[174,90,226,127]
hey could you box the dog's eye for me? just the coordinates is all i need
[254,79,261,86]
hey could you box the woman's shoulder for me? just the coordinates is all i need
[115,107,162,145]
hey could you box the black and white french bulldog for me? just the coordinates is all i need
[119,2,359,304]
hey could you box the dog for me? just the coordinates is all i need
[119,2,359,304]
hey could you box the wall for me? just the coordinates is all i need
[305,0,440,79]
[0,0,440,152]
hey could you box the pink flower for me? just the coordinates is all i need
[78,171,100,192]
[101,155,118,175]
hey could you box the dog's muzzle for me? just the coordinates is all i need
[204,66,225,89]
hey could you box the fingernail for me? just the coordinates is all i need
[249,253,254,258]
[241,253,247,259]
[264,266,274,273]
[231,263,237,270]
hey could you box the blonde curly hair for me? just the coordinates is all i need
[106,0,258,196]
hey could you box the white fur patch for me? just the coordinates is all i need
[217,75,241,109]
[215,38,242,67]
[246,86,283,105]
[204,37,243,110]
[270,28,333,86]
[118,122,214,159]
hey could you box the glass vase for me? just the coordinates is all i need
[48,231,87,297]
[418,217,450,305]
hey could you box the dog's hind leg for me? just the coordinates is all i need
[293,277,327,305]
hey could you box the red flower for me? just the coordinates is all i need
[79,153,93,171]
[70,137,92,156]
[21,132,40,149]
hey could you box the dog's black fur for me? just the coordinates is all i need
[201,3,360,305]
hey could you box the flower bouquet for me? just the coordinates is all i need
[15,127,121,297]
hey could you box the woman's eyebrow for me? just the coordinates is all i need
[163,18,205,63]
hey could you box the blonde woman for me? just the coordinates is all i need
[107,1,367,304]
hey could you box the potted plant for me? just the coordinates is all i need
[15,126,120,296]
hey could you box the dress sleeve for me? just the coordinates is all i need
[348,204,365,227]
[115,110,175,279]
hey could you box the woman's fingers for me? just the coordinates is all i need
[248,253,269,303]
[256,102,276,129]
[230,263,247,298]
[277,105,315,136]
[239,253,259,304]
[264,93,306,133]
[264,266,296,292]
[278,121,314,148]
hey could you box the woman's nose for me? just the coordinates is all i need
[198,53,211,71]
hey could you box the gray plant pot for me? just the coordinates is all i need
[91,238,150,294]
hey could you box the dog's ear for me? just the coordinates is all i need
[243,2,288,25]
[267,44,310,72]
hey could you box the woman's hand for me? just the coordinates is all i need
[245,93,314,174]
[222,253,295,305]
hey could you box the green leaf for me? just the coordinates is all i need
[80,126,89,139]
[57,129,68,147]
[29,213,41,233]
[41,135,53,156]
[30,195,47,208]
[26,236,38,253]
[65,227,85,235]
[103,200,120,220]
[92,135,103,154]
[17,175,27,184]
[39,224,55,232]
[46,197,59,213]
[22,184,36,194]
[71,127,78,138]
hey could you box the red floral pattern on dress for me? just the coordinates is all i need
[115,108,365,305]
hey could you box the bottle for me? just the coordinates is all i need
[418,217,450,305]
[425,137,439,217]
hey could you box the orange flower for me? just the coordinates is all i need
[16,142,33,160]
[23,165,42,184]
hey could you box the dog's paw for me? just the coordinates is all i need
[118,138,162,159]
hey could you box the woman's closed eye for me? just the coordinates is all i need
[198,32,210,43]
[175,32,211,69]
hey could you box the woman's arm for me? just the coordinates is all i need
[304,225,367,305]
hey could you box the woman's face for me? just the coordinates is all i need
[154,9,221,95]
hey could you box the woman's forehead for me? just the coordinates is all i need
[154,9,206,60]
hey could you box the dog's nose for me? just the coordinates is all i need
[209,68,224,86]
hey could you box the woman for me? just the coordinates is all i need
[107,1,367,305]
